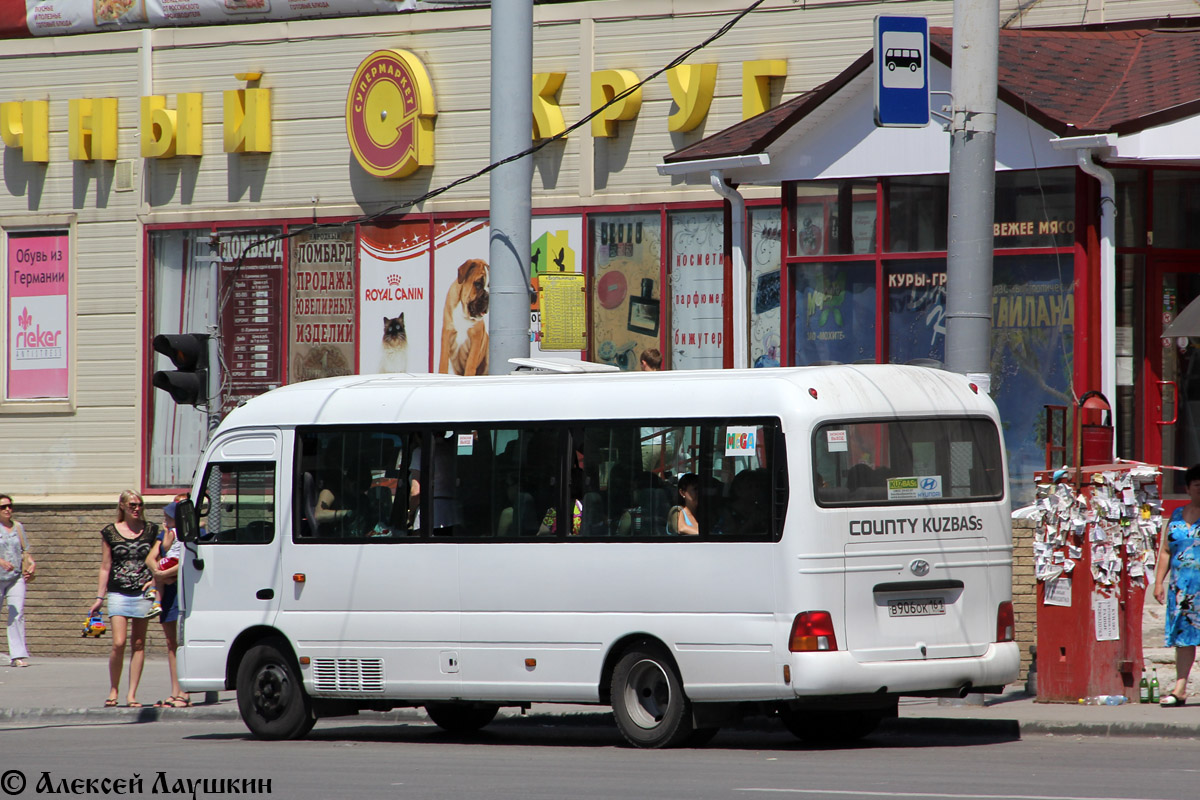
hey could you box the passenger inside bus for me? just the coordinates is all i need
[496,469,539,537]
[409,432,465,535]
[667,472,701,535]
[716,468,770,536]
[539,467,585,536]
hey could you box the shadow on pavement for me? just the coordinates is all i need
[180,714,1021,751]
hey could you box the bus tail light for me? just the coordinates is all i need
[789,610,838,652]
[996,601,1014,642]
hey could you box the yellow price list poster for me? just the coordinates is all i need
[539,272,587,350]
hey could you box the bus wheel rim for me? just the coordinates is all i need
[254,664,290,719]
[624,659,670,729]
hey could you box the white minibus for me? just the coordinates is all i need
[174,364,1019,747]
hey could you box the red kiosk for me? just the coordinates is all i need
[1033,394,1161,703]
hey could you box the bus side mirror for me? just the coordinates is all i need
[176,499,199,543]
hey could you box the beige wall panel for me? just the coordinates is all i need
[0,51,139,220]
[1014,0,1195,27]
[7,406,137,496]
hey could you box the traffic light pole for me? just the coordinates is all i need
[191,252,222,437]
[206,252,221,436]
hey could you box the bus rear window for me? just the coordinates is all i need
[813,418,1004,506]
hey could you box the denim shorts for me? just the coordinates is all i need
[106,592,153,619]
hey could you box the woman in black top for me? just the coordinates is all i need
[90,490,160,708]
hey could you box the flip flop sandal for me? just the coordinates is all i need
[126,701,143,708]
[104,698,119,707]
[170,696,192,708]
[1161,693,1187,707]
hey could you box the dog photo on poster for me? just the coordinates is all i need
[433,220,491,376]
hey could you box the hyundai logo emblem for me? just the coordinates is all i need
[910,559,931,577]
[919,478,938,491]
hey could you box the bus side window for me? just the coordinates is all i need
[203,461,275,544]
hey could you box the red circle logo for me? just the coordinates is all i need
[346,50,436,179]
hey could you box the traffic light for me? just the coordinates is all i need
[152,333,209,406]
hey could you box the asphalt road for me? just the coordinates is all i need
[0,716,1190,800]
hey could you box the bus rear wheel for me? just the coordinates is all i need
[611,645,694,748]
[779,707,883,744]
[236,641,315,740]
[423,702,500,733]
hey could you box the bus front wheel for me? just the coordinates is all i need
[424,702,500,733]
[236,641,315,740]
[779,707,883,744]
[611,645,694,748]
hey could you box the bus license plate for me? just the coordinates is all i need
[888,598,945,617]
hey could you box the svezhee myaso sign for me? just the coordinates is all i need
[346,49,437,179]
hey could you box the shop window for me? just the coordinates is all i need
[668,209,724,370]
[1152,169,1200,250]
[993,169,1075,249]
[791,261,875,365]
[1114,253,1142,462]
[148,226,284,489]
[888,170,1075,252]
[886,258,946,365]
[590,212,662,370]
[1112,169,1147,249]
[749,207,782,368]
[886,175,947,252]
[794,180,876,256]
[989,254,1075,507]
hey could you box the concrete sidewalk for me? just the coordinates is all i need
[3,657,1200,738]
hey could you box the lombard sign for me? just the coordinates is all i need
[346,49,437,179]
[873,15,929,128]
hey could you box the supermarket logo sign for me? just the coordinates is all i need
[346,49,437,179]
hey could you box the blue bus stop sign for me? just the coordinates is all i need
[874,15,929,127]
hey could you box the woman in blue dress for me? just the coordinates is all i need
[1153,463,1200,707]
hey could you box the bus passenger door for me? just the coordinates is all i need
[278,427,464,700]
[178,433,283,692]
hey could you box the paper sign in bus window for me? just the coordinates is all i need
[826,430,848,453]
[457,433,474,455]
[725,426,757,456]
